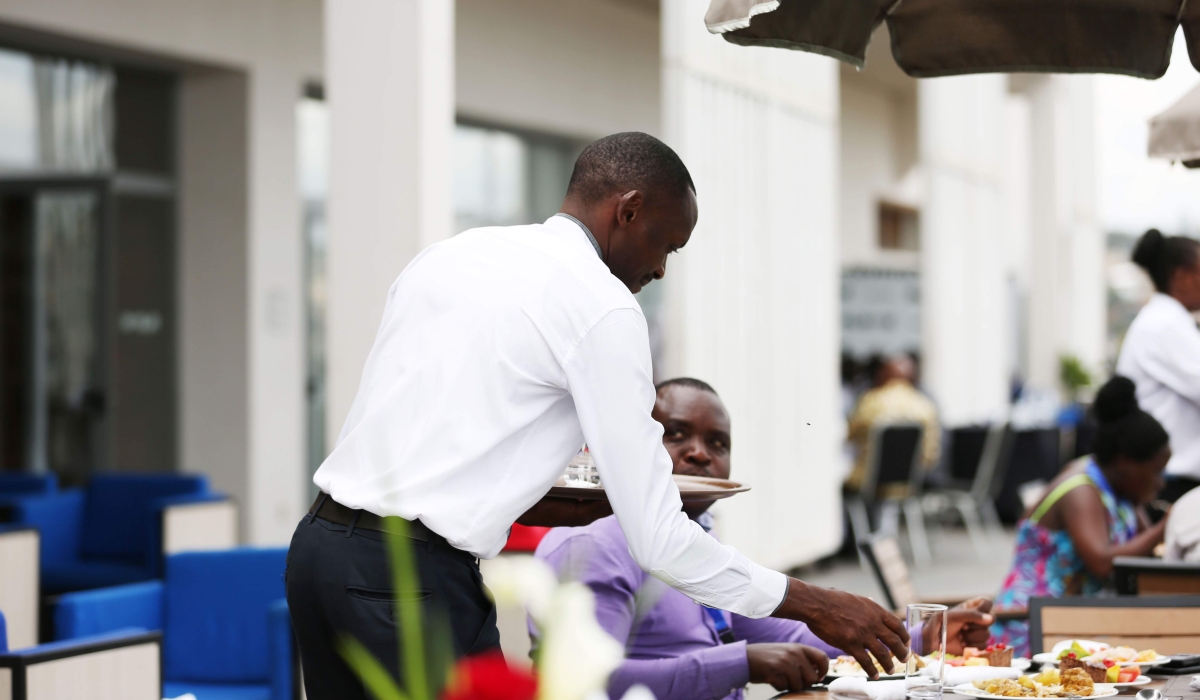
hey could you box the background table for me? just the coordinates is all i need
[773,678,1173,700]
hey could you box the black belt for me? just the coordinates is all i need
[309,493,451,549]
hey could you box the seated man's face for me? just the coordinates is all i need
[651,384,731,516]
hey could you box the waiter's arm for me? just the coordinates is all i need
[563,309,909,677]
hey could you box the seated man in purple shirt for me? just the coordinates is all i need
[534,377,995,700]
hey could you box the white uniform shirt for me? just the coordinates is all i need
[1116,293,1200,481]
[314,215,787,618]
[1165,486,1200,563]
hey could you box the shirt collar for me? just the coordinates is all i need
[553,213,603,260]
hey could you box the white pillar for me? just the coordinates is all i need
[662,0,842,569]
[325,0,455,448]
[1025,76,1104,392]
[919,75,1012,425]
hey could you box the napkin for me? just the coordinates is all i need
[829,677,907,700]
[945,666,1021,687]
[1189,675,1199,691]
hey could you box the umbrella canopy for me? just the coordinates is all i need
[1149,83,1200,167]
[705,0,1200,79]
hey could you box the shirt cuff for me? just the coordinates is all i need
[735,564,790,619]
[703,640,752,697]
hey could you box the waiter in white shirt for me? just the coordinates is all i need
[1118,228,1200,503]
[286,133,909,699]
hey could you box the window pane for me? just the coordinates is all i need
[0,49,38,169]
[454,124,529,232]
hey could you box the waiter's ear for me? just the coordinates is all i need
[615,190,643,228]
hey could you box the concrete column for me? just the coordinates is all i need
[918,75,1012,425]
[324,0,455,447]
[661,0,842,569]
[1025,76,1104,392]
[178,69,250,539]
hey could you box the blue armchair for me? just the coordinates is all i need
[0,472,57,499]
[0,609,163,700]
[0,474,230,593]
[55,547,295,700]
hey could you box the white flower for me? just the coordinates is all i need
[482,554,558,620]
[537,582,624,700]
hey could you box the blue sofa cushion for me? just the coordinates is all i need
[10,490,84,567]
[163,681,272,700]
[80,475,209,560]
[43,558,150,594]
[164,548,287,683]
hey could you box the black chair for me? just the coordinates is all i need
[847,422,930,565]
[924,423,1014,559]
[1114,556,1200,596]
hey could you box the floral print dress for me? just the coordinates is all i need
[989,460,1138,656]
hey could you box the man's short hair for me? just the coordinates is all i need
[566,132,696,205]
[655,377,718,397]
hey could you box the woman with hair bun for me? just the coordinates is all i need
[988,376,1170,656]
[1117,228,1200,502]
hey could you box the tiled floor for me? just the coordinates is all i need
[794,525,1018,602]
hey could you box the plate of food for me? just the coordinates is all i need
[547,474,751,502]
[1030,666,1146,689]
[825,654,908,679]
[1032,640,1167,668]
[946,644,1031,671]
[951,668,1118,699]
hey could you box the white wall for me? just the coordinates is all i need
[839,60,921,270]
[919,75,1012,426]
[1023,75,1104,391]
[0,0,322,544]
[456,0,660,139]
[662,0,843,569]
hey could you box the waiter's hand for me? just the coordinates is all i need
[778,579,909,679]
[516,496,613,527]
[747,643,829,692]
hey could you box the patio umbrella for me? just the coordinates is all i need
[705,0,1200,79]
[1149,83,1200,167]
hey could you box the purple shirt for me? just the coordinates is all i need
[532,515,843,700]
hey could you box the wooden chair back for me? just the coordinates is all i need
[1029,595,1200,655]
[859,532,920,611]
[1114,556,1200,596]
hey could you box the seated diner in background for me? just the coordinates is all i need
[534,377,995,700]
[990,376,1172,656]
[845,354,941,495]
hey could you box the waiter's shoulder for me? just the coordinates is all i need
[439,221,643,314]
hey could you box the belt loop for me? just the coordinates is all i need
[310,493,329,525]
[345,510,361,538]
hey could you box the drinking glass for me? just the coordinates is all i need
[905,603,947,700]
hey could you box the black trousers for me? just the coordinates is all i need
[1159,475,1200,504]
[285,512,500,700]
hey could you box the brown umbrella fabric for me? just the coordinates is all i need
[1149,83,1200,167]
[706,0,1200,80]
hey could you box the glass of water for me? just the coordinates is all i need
[905,603,947,700]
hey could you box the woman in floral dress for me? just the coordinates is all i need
[990,377,1171,656]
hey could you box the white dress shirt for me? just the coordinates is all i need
[314,215,787,618]
[1116,293,1200,481]
[1165,486,1200,563]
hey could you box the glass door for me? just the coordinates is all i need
[0,182,107,481]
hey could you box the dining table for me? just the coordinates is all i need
[772,677,1180,700]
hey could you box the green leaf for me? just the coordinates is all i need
[338,635,409,700]
[384,516,431,700]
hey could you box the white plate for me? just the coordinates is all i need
[944,658,1031,671]
[950,682,1119,699]
[825,668,905,680]
[1032,654,1171,667]
[1113,676,1153,689]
